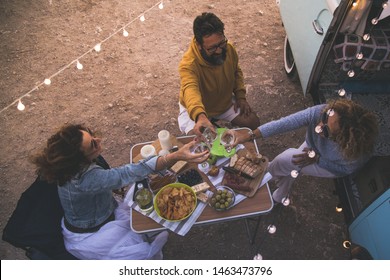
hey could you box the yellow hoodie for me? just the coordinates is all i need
[179,38,246,121]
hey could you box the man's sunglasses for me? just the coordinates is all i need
[205,36,228,53]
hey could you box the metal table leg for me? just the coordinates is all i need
[245,215,262,244]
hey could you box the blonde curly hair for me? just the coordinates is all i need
[325,99,378,160]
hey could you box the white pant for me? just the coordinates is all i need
[178,101,240,134]
[62,200,168,260]
[268,141,337,203]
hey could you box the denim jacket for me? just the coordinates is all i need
[57,156,158,229]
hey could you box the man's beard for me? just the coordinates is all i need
[200,48,227,65]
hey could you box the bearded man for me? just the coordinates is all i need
[178,12,260,136]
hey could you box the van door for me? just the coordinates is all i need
[279,0,338,94]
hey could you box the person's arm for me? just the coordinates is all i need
[81,141,209,191]
[232,128,263,146]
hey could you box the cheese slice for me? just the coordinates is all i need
[196,192,210,203]
[170,160,188,173]
[191,182,210,194]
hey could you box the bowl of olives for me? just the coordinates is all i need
[209,186,236,211]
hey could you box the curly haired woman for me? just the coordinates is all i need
[31,124,209,259]
[232,99,379,203]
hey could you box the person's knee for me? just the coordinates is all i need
[269,149,298,174]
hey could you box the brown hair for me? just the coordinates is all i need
[30,124,92,185]
[326,99,378,160]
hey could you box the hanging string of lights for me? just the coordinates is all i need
[0,1,165,114]
[339,0,388,95]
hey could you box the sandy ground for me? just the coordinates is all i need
[0,0,350,260]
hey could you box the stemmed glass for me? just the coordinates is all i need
[220,129,236,153]
[202,127,218,148]
[191,142,211,171]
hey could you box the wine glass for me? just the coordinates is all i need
[220,130,235,153]
[202,127,218,148]
[191,142,210,173]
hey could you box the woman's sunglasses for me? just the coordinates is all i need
[320,111,331,138]
[85,128,99,150]
[316,100,336,138]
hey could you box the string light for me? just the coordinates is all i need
[338,88,346,97]
[17,100,25,111]
[253,253,263,260]
[0,1,166,114]
[94,43,101,52]
[281,197,290,206]
[315,125,323,134]
[343,240,351,249]
[76,60,83,70]
[291,170,299,178]
[267,224,277,234]
[363,33,370,41]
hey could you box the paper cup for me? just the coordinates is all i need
[140,144,156,158]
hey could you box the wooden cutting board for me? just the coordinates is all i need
[221,149,269,197]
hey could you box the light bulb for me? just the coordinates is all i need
[94,43,101,52]
[352,2,358,7]
[159,2,164,9]
[76,60,83,70]
[338,88,346,96]
[383,2,388,9]
[356,52,363,59]
[315,125,323,134]
[327,108,335,117]
[343,240,351,249]
[282,197,290,206]
[140,15,145,22]
[44,78,51,85]
[267,224,276,234]
[371,18,378,25]
[363,33,370,41]
[253,253,263,260]
[308,150,316,158]
[17,100,25,111]
[123,29,129,37]
[291,170,299,178]
[336,204,343,212]
[347,70,355,77]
